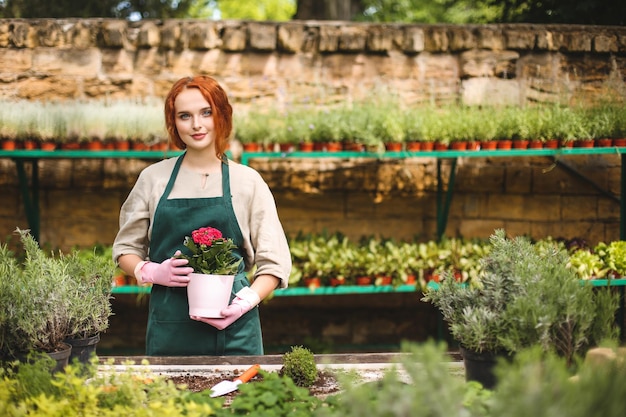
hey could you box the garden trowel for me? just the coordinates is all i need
[209,364,260,397]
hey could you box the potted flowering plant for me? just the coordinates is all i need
[178,226,243,318]
[179,226,242,275]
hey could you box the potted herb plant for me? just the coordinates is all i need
[422,229,619,389]
[63,245,116,363]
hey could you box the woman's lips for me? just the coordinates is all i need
[192,133,206,140]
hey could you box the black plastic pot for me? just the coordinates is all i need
[65,333,100,364]
[459,346,508,390]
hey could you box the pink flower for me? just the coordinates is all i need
[191,227,223,247]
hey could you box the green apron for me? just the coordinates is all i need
[145,154,263,356]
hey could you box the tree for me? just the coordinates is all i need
[294,0,364,20]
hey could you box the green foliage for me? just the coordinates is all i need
[315,341,490,417]
[491,346,626,417]
[0,229,114,359]
[218,0,296,21]
[227,369,321,416]
[281,346,318,388]
[423,229,619,363]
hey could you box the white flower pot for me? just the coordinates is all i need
[187,273,235,318]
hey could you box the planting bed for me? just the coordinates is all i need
[100,352,464,401]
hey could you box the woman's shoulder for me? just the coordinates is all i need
[228,159,264,182]
[137,156,179,181]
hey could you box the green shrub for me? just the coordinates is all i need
[282,346,318,388]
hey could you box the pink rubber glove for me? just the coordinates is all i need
[136,251,193,287]
[191,287,260,330]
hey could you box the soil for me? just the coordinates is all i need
[166,369,341,402]
[167,370,340,405]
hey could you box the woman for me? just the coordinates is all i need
[112,75,291,356]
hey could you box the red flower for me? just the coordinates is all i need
[191,227,223,247]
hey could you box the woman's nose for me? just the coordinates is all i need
[192,116,201,130]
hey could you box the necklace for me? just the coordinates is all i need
[200,172,209,189]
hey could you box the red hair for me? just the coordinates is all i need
[164,76,233,157]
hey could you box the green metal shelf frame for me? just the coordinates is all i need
[1,146,625,242]
[240,147,626,241]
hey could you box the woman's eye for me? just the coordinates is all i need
[179,113,190,120]
[202,109,213,117]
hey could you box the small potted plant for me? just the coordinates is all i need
[177,226,243,318]
[423,229,619,389]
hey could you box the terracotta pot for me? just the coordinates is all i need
[450,141,468,150]
[132,142,149,151]
[279,143,294,152]
[344,142,365,152]
[595,138,613,147]
[512,140,529,149]
[467,141,481,150]
[421,142,435,151]
[299,142,314,152]
[114,140,130,151]
[22,140,37,150]
[496,140,512,149]
[613,138,626,147]
[528,140,543,149]
[243,142,261,152]
[187,273,234,318]
[384,142,403,152]
[480,140,498,150]
[62,142,81,150]
[575,139,595,148]
[83,140,103,150]
[406,141,421,151]
[356,276,373,286]
[304,277,321,288]
[434,142,448,150]
[542,139,558,148]
[1,140,16,150]
[325,142,343,152]
[40,142,57,151]
[405,275,416,285]
[375,275,393,286]
[329,277,346,287]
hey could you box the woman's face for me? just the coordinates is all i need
[173,87,216,151]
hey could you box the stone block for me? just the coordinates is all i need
[462,77,520,106]
[486,194,526,219]
[475,26,504,50]
[523,194,562,221]
[16,76,81,99]
[35,20,64,47]
[160,21,182,50]
[338,25,366,51]
[366,24,396,52]
[598,199,620,221]
[505,167,532,193]
[0,49,32,74]
[402,26,424,53]
[504,29,536,50]
[32,47,101,77]
[221,24,247,51]
[319,24,340,52]
[593,34,618,53]
[99,20,127,48]
[187,22,222,51]
[277,22,306,53]
[137,21,160,48]
[9,21,37,48]
[460,49,518,78]
[424,26,449,52]
[68,21,95,50]
[101,49,134,77]
[0,20,11,47]
[448,26,475,51]
[248,22,277,51]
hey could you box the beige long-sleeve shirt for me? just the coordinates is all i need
[112,156,291,288]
